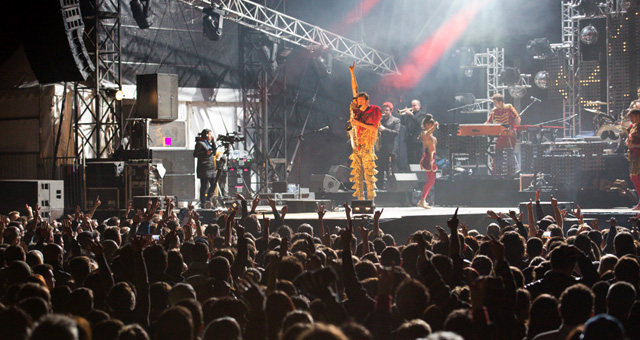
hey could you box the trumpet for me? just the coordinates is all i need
[395,108,413,115]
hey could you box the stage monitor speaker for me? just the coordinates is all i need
[21,0,95,84]
[136,73,178,120]
[163,174,196,201]
[283,199,334,213]
[310,174,341,193]
[408,164,427,182]
[328,165,350,184]
[152,149,195,174]
[387,173,418,192]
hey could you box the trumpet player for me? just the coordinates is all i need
[400,99,427,165]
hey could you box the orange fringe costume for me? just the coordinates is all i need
[349,101,382,200]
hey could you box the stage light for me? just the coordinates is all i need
[620,0,640,11]
[464,68,474,78]
[571,0,602,16]
[499,67,520,86]
[311,48,332,76]
[580,24,598,45]
[130,0,153,29]
[508,85,526,99]
[351,200,375,214]
[203,6,224,41]
[455,93,476,105]
[534,71,550,89]
[526,38,551,59]
[115,90,124,101]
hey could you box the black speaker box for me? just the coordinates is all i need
[310,174,341,193]
[85,161,125,187]
[328,165,351,184]
[136,74,178,120]
[387,173,418,192]
[152,150,195,174]
[21,0,95,83]
[408,164,427,182]
[163,174,196,201]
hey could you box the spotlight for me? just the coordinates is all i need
[534,71,550,89]
[620,0,640,11]
[351,200,374,215]
[571,0,602,16]
[130,0,153,29]
[311,48,332,76]
[106,88,125,100]
[508,85,526,99]
[464,68,474,78]
[499,67,520,86]
[115,89,124,101]
[580,24,598,45]
[455,93,476,105]
[203,7,224,41]
[526,38,551,59]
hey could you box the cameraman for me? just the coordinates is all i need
[193,129,217,207]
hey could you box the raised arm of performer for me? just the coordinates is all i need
[349,62,358,98]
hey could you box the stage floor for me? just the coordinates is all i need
[245,205,640,243]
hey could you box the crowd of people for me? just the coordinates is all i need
[1,190,640,340]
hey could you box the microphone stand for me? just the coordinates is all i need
[296,126,329,198]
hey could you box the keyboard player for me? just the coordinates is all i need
[485,93,521,176]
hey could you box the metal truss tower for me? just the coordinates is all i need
[74,0,122,159]
[240,26,289,193]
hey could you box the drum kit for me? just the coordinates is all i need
[586,100,631,152]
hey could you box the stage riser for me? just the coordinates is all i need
[435,178,520,207]
[317,191,413,207]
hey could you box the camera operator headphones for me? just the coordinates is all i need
[200,129,212,139]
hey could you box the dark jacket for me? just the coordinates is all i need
[194,138,216,179]
[378,115,401,155]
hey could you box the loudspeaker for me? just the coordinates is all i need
[152,150,195,174]
[136,74,178,120]
[163,174,196,201]
[21,0,95,83]
[387,173,418,192]
[283,199,334,213]
[272,181,288,193]
[408,164,427,182]
[87,188,120,210]
[85,161,125,187]
[148,120,187,147]
[0,180,64,220]
[310,174,341,193]
[328,165,350,184]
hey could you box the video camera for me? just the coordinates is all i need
[217,132,244,144]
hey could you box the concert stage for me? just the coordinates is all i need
[190,205,640,245]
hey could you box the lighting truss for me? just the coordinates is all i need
[75,0,123,159]
[180,0,399,75]
[462,48,505,115]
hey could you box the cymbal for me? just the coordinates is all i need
[584,108,604,114]
[585,101,609,106]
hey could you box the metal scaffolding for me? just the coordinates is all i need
[74,0,122,159]
[183,0,400,75]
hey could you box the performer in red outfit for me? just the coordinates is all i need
[486,93,521,176]
[348,62,382,200]
[626,109,640,210]
[418,114,438,209]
